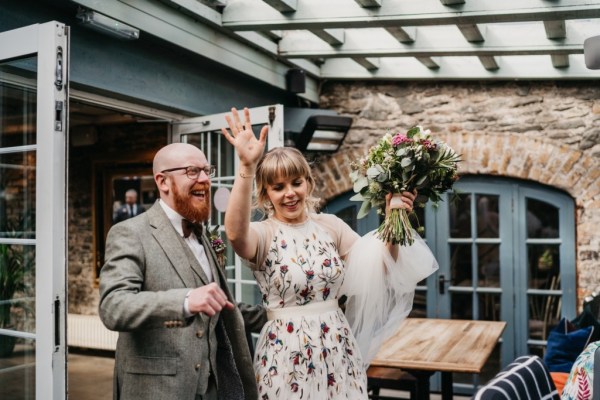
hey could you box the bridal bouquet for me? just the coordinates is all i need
[350,126,460,246]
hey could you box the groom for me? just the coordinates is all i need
[99,143,264,400]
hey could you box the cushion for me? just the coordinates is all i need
[472,355,559,400]
[544,318,594,373]
[549,372,569,395]
[560,340,599,400]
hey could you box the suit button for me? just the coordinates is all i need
[195,363,201,371]
[196,330,204,338]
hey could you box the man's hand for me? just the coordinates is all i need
[187,282,234,316]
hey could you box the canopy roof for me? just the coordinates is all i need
[72,0,600,102]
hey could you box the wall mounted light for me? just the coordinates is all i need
[76,8,140,40]
[584,35,600,69]
[284,108,353,153]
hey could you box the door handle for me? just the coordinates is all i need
[438,274,451,295]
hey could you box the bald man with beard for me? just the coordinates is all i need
[99,143,265,400]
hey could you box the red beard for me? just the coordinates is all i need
[172,182,211,223]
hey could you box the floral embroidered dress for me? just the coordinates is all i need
[247,213,439,399]
[248,213,367,399]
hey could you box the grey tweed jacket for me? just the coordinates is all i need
[99,202,261,400]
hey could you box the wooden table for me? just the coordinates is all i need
[370,318,506,400]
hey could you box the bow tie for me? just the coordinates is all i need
[182,219,200,238]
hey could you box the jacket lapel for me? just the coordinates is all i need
[147,203,198,287]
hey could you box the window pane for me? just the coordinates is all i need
[528,244,561,290]
[478,244,500,288]
[529,292,561,341]
[476,195,499,238]
[527,198,559,238]
[451,292,473,319]
[450,244,472,287]
[449,193,471,238]
[0,244,35,334]
[241,282,262,305]
[241,265,255,280]
[409,206,425,238]
[0,337,35,399]
[408,288,427,318]
[0,81,36,148]
[478,293,501,321]
[0,152,36,239]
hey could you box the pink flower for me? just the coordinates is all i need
[420,139,436,150]
[392,134,412,146]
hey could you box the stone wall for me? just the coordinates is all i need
[317,81,600,302]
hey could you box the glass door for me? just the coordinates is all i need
[172,105,284,305]
[0,22,69,399]
[429,176,576,394]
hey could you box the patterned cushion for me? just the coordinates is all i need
[561,340,599,400]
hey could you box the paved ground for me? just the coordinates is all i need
[68,349,114,400]
[67,350,470,400]
[2,345,471,399]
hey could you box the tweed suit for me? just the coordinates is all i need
[99,202,259,400]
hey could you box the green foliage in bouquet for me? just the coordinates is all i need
[350,126,461,245]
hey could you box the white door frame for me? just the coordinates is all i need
[0,21,69,399]
[172,105,284,304]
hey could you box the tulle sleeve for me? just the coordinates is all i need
[340,230,439,366]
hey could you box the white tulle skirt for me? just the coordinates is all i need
[341,230,439,366]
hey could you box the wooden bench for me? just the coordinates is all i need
[367,366,417,400]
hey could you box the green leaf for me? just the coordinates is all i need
[353,176,369,192]
[357,201,372,219]
[367,166,382,178]
[396,148,407,157]
[401,158,412,167]
[349,193,365,202]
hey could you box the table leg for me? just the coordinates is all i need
[408,371,433,400]
[441,372,453,400]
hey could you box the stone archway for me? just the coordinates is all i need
[312,132,600,300]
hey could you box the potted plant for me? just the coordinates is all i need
[0,219,33,358]
[0,243,24,356]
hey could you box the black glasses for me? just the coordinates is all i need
[161,165,216,179]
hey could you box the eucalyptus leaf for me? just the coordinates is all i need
[353,176,369,192]
[349,192,365,202]
[357,201,372,219]
[367,166,382,178]
[401,158,412,167]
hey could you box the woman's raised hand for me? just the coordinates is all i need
[221,107,269,167]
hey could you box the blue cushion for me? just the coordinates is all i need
[544,317,594,373]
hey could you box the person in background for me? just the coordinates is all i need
[113,188,145,223]
[99,143,265,400]
[221,107,438,399]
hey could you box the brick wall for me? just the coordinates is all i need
[316,81,600,303]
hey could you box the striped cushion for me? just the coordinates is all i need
[472,355,560,400]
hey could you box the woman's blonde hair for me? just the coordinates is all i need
[254,147,320,216]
